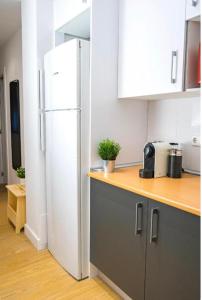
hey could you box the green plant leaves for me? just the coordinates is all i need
[98,139,121,160]
[16,167,25,179]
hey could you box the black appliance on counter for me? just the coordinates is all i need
[167,146,183,178]
[139,142,183,179]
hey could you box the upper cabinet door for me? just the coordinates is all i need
[118,0,186,99]
[186,0,200,20]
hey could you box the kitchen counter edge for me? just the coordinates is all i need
[88,167,200,217]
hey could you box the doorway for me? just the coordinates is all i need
[0,76,7,184]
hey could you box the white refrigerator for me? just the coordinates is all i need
[44,39,90,280]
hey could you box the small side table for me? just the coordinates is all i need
[6,184,26,234]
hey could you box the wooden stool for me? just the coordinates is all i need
[6,184,26,234]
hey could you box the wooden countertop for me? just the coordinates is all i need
[88,166,200,216]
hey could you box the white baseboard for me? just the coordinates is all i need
[90,263,98,278]
[24,224,47,250]
[90,264,132,300]
[99,271,132,300]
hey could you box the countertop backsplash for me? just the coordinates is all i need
[147,96,200,174]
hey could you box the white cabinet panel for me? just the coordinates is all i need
[53,0,90,30]
[186,0,200,20]
[118,0,186,99]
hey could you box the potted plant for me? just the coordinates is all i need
[98,139,121,173]
[16,167,25,185]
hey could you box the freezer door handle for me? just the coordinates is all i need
[38,69,44,110]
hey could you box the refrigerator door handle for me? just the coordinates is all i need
[40,112,45,152]
[38,69,45,152]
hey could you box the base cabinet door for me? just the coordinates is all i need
[90,179,148,300]
[145,200,200,300]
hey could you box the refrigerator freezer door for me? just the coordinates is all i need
[46,110,81,279]
[44,39,80,111]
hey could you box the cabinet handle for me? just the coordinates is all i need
[135,202,143,235]
[150,208,159,243]
[171,50,178,84]
[192,0,198,6]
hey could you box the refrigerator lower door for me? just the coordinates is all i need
[46,110,81,279]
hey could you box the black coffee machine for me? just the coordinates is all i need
[139,142,183,179]
[139,143,155,178]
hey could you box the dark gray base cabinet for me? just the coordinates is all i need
[90,179,200,300]
[145,200,200,300]
[90,178,148,300]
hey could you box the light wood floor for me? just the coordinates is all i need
[0,189,120,300]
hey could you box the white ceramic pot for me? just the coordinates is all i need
[103,160,115,174]
[20,178,25,185]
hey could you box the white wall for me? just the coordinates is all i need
[21,0,53,250]
[52,0,148,167]
[53,0,90,30]
[147,96,200,173]
[0,29,24,184]
[90,0,148,167]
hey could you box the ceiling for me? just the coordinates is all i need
[0,0,21,47]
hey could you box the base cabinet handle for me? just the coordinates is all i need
[171,50,178,84]
[150,208,159,243]
[135,203,143,235]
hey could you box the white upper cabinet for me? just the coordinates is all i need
[53,0,90,30]
[118,0,186,99]
[186,0,200,20]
